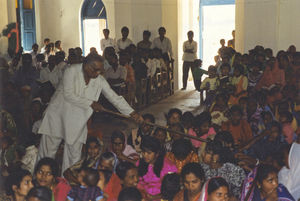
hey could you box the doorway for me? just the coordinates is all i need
[81,0,107,55]
[199,0,235,69]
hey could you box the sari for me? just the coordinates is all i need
[278,142,300,200]
[241,167,295,201]
[173,189,201,201]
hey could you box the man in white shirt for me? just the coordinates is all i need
[151,27,173,61]
[39,55,63,89]
[100,29,116,51]
[40,38,50,54]
[105,54,127,87]
[30,43,39,68]
[37,54,143,173]
[182,31,198,90]
[116,26,133,52]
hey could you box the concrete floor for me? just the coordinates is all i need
[93,88,203,148]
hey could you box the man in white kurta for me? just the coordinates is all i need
[38,54,139,173]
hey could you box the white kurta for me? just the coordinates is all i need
[38,64,134,145]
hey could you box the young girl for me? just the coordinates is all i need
[209,93,229,130]
[189,112,216,149]
[116,161,139,189]
[199,177,230,201]
[137,136,177,200]
[200,66,219,108]
[228,64,248,106]
[67,167,103,201]
[279,111,296,144]
[173,163,205,201]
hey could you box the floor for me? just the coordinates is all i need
[93,85,203,149]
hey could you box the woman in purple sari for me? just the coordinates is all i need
[241,164,294,201]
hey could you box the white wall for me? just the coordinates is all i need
[236,0,300,54]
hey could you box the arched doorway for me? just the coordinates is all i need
[81,0,107,55]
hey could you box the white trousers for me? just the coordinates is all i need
[37,135,83,174]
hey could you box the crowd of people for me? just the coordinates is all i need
[0,25,300,201]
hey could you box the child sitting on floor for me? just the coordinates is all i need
[67,167,103,201]
[200,65,218,108]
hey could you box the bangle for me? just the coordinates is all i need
[256,159,260,166]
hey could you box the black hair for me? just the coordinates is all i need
[118,187,142,201]
[99,169,113,185]
[261,111,272,120]
[233,64,244,75]
[181,163,205,182]
[169,122,185,133]
[207,177,229,195]
[138,136,164,178]
[142,113,155,123]
[26,186,52,201]
[153,127,167,138]
[249,61,262,71]
[82,167,99,187]
[36,54,45,62]
[192,111,212,129]
[83,53,104,65]
[121,26,129,33]
[229,105,243,116]
[271,121,282,133]
[158,27,166,33]
[54,40,61,48]
[111,130,125,144]
[5,169,31,196]
[214,131,234,147]
[256,164,278,185]
[44,38,50,43]
[103,28,110,34]
[32,43,38,48]
[161,173,181,201]
[116,161,137,180]
[166,108,182,124]
[171,139,193,160]
[181,112,194,124]
[143,30,151,37]
[86,136,101,151]
[187,30,194,35]
[34,157,59,178]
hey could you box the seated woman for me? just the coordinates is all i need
[110,130,139,164]
[63,136,102,185]
[166,139,199,173]
[199,177,230,201]
[173,163,205,201]
[137,136,177,200]
[0,169,33,201]
[228,64,248,106]
[222,105,253,147]
[189,111,216,149]
[34,157,71,201]
[200,140,245,199]
[241,164,294,201]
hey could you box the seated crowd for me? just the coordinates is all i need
[0,25,300,201]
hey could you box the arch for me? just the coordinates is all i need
[80,0,107,55]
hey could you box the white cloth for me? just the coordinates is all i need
[105,65,127,81]
[56,61,68,73]
[38,63,133,145]
[21,145,38,173]
[278,142,300,200]
[30,51,38,67]
[116,38,133,51]
[39,65,63,88]
[32,119,42,134]
[40,46,46,54]
[182,40,197,62]
[142,58,156,77]
[151,37,173,58]
[37,134,83,173]
[101,38,116,51]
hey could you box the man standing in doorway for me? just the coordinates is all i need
[37,54,143,173]
[181,31,197,90]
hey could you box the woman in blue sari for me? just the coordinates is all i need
[241,164,294,201]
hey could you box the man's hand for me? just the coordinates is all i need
[130,111,144,124]
[91,102,104,112]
